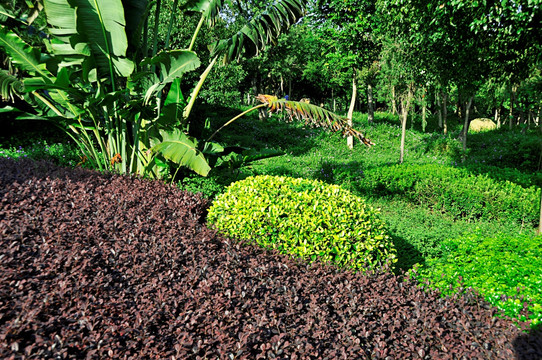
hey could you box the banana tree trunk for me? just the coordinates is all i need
[347,75,357,149]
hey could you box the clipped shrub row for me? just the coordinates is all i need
[2,157,541,358]
[208,175,397,272]
[361,163,540,225]
[417,233,542,329]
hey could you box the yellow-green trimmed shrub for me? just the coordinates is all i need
[207,175,397,271]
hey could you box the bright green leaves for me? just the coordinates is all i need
[151,128,211,176]
[417,233,542,328]
[208,175,397,272]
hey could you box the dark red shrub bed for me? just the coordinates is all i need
[1,158,541,359]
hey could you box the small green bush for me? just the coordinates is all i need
[416,233,542,329]
[207,175,397,271]
[361,163,540,225]
[178,173,229,200]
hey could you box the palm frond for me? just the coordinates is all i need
[0,69,23,101]
[209,0,305,64]
[256,94,375,146]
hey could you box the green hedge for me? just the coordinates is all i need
[461,164,542,189]
[416,233,542,329]
[361,164,540,225]
[207,175,397,272]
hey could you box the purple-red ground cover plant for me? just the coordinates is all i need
[1,158,541,359]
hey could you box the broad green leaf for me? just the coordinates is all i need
[0,26,52,80]
[201,141,224,155]
[70,0,134,78]
[43,0,87,58]
[164,78,185,106]
[44,0,77,29]
[158,78,185,126]
[142,51,200,103]
[0,106,22,113]
[147,50,201,83]
[151,128,211,176]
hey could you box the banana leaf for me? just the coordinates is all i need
[151,128,211,176]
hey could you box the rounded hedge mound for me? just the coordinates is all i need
[208,175,397,271]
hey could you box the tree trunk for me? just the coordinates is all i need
[347,75,357,149]
[391,85,397,115]
[421,88,427,132]
[442,92,448,135]
[509,84,517,129]
[256,67,267,121]
[539,151,542,235]
[456,90,462,118]
[399,86,413,164]
[288,78,292,100]
[495,106,501,128]
[367,83,374,124]
[461,96,474,161]
[436,92,443,128]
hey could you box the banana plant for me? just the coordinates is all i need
[0,0,309,177]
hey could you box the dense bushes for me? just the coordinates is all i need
[361,163,540,225]
[416,233,542,329]
[208,175,397,271]
[2,158,541,359]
